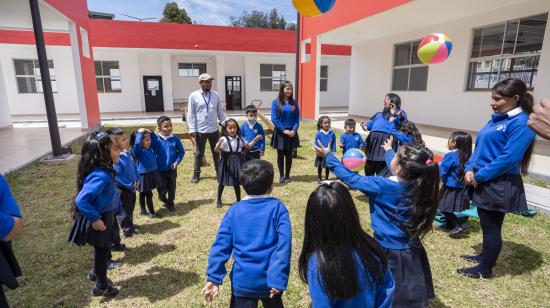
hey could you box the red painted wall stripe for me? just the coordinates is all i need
[0,29,70,46]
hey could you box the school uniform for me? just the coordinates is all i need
[157,133,185,207]
[270,99,300,151]
[114,150,138,236]
[313,130,336,168]
[339,132,365,154]
[307,253,395,308]
[326,152,434,308]
[0,176,22,307]
[438,151,469,213]
[241,121,265,162]
[207,195,291,306]
[132,132,164,193]
[364,113,398,176]
[217,136,246,186]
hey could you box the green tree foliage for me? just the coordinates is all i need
[230,9,296,30]
[160,2,192,24]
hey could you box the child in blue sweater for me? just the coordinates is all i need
[313,116,336,182]
[107,128,139,238]
[131,129,166,218]
[339,118,365,153]
[315,141,439,308]
[69,132,121,298]
[438,131,472,237]
[241,105,266,162]
[298,181,395,307]
[203,159,292,307]
[156,116,185,212]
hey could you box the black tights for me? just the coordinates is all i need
[139,191,155,214]
[276,149,293,179]
[94,246,110,289]
[217,184,241,204]
[317,166,330,180]
[478,207,506,274]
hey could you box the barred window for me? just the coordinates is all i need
[260,64,286,92]
[95,61,121,93]
[14,59,57,94]
[391,40,428,91]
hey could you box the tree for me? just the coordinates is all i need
[230,9,295,30]
[160,2,192,24]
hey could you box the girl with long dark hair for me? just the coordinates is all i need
[271,81,300,183]
[438,131,473,237]
[68,131,121,297]
[298,182,395,307]
[315,141,439,307]
[460,78,536,278]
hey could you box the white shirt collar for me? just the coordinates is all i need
[200,88,210,95]
[243,194,272,200]
[320,129,331,135]
[507,107,522,118]
[247,121,256,129]
[388,175,408,183]
[158,133,174,140]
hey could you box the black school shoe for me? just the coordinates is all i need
[216,201,223,208]
[107,260,122,270]
[166,204,176,212]
[124,229,139,238]
[279,176,286,184]
[191,176,200,183]
[457,266,492,279]
[86,272,113,286]
[91,285,119,297]
[449,224,469,238]
[147,212,162,219]
[462,254,482,263]
[111,243,126,252]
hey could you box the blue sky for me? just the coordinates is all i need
[87,0,297,26]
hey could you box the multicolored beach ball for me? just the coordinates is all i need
[417,33,453,64]
[292,0,336,17]
[342,148,367,172]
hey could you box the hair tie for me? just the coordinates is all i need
[425,159,433,166]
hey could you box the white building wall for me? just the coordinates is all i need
[349,1,550,132]
[171,55,217,103]
[0,44,80,115]
[0,61,11,128]
[320,56,351,108]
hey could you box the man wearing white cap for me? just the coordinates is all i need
[188,73,227,183]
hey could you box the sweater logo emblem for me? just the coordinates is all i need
[254,129,258,134]
[496,124,506,131]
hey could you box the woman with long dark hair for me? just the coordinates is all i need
[271,81,300,183]
[460,78,536,278]
[298,182,395,307]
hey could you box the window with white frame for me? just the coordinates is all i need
[260,64,286,92]
[392,40,429,91]
[14,59,57,94]
[320,65,328,92]
[178,63,206,77]
[95,61,121,93]
[467,13,548,91]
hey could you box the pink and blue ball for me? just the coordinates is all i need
[417,33,453,64]
[342,148,367,172]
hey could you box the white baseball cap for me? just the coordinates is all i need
[198,73,215,81]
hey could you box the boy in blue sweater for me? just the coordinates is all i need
[339,118,365,153]
[156,116,185,212]
[241,105,266,162]
[203,159,292,307]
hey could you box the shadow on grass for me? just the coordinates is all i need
[470,241,543,277]
[120,243,177,265]
[429,296,451,308]
[286,174,318,183]
[106,266,200,303]
[175,198,214,216]
[138,220,180,235]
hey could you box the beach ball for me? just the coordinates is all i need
[417,33,453,64]
[292,0,336,17]
[342,148,367,172]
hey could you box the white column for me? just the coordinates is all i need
[215,55,226,108]
[0,61,12,128]
[68,21,89,129]
[161,53,174,111]
[533,14,550,103]
[314,36,321,119]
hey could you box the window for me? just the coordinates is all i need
[467,13,548,90]
[392,40,428,91]
[260,64,286,91]
[178,63,206,77]
[95,61,121,93]
[320,65,328,92]
[14,59,57,94]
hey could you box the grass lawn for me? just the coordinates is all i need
[4,122,550,307]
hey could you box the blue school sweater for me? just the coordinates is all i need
[384,123,413,145]
[271,99,300,133]
[207,196,292,297]
[307,253,395,308]
[314,130,337,152]
[241,121,266,152]
[114,150,138,191]
[440,151,464,189]
[75,168,116,222]
[157,134,185,172]
[465,108,535,183]
[393,109,408,127]
[0,175,22,240]
[132,132,163,175]
[366,113,393,134]
[340,132,365,153]
[326,152,415,249]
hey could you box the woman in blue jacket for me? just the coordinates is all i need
[271,81,300,183]
[459,78,536,279]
